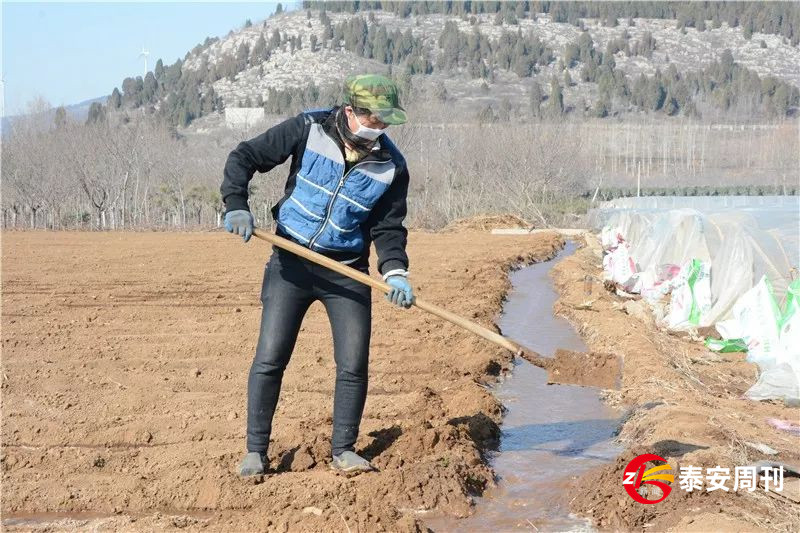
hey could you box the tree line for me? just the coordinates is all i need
[4,97,796,232]
[307,1,800,44]
[587,184,798,202]
[2,100,227,231]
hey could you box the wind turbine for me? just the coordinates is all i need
[139,47,150,77]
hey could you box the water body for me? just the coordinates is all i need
[427,242,621,532]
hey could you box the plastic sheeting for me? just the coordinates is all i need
[592,196,799,402]
[592,197,798,325]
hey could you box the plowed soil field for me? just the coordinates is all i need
[1,230,561,532]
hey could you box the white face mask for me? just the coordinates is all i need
[350,113,388,141]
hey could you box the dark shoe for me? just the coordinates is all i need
[330,451,374,474]
[238,452,267,477]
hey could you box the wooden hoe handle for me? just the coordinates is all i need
[251,229,525,356]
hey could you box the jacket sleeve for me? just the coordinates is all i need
[220,113,307,213]
[367,162,410,277]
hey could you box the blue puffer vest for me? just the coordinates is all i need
[275,112,398,256]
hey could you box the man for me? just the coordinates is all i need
[220,74,414,476]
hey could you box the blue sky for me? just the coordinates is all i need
[2,1,291,116]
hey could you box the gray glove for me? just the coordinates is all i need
[386,275,414,309]
[224,210,254,242]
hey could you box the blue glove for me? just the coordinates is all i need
[224,210,254,243]
[385,275,413,309]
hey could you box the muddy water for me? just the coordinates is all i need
[427,242,621,532]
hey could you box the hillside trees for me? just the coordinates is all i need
[307,1,800,42]
[101,3,799,128]
[437,21,553,78]
[557,29,798,119]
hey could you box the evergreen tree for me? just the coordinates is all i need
[236,42,250,70]
[646,77,666,111]
[143,72,158,103]
[270,29,282,49]
[633,32,656,58]
[372,25,390,62]
[253,33,268,61]
[515,1,525,20]
[154,59,165,80]
[86,102,106,124]
[529,80,543,117]
[577,31,595,63]
[771,84,792,116]
[201,86,217,114]
[743,19,754,40]
[548,76,564,117]
[108,87,122,110]
[663,91,679,115]
[563,42,580,67]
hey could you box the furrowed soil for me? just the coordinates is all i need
[1,230,562,532]
[554,237,800,532]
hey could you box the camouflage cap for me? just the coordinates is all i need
[344,74,407,125]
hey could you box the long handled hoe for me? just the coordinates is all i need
[251,229,620,388]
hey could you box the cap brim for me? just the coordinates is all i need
[373,107,407,125]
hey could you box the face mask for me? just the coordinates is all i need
[350,113,387,141]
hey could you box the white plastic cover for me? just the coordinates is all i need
[591,196,800,401]
[591,197,798,324]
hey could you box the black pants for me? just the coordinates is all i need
[246,247,371,457]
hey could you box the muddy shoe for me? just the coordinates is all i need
[330,451,374,474]
[238,452,267,477]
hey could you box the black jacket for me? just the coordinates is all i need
[221,106,409,275]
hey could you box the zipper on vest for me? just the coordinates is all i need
[307,158,389,250]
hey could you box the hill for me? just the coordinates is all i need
[100,1,800,129]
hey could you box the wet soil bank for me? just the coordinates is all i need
[1,231,562,532]
[555,237,800,532]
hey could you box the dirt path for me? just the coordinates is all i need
[1,230,561,532]
[553,238,800,532]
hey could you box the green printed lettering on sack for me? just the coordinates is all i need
[704,337,747,353]
[687,259,701,325]
[779,279,799,329]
